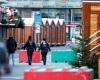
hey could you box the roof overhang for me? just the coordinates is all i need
[65,23,81,27]
[0,23,15,28]
[83,1,100,3]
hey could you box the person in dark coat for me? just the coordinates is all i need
[39,38,50,65]
[6,37,17,66]
[24,36,36,65]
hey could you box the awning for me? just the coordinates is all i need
[23,18,64,26]
[0,0,8,3]
[0,23,15,28]
[65,23,81,26]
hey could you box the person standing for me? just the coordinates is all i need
[6,37,17,66]
[39,38,50,65]
[24,36,36,65]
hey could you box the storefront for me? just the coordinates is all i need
[65,23,81,41]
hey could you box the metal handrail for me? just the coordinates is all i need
[89,30,100,38]
[88,36,100,45]
[90,44,100,52]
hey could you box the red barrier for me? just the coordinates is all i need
[24,70,31,80]
[19,50,28,62]
[19,50,41,63]
[32,51,41,63]
[24,68,92,80]
[75,69,91,80]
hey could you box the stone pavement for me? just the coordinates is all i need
[1,46,72,80]
[1,45,98,80]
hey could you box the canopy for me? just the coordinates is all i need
[0,0,7,3]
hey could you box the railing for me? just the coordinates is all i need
[85,30,100,52]
[90,44,100,52]
[89,30,100,38]
[88,36,100,45]
[86,30,100,47]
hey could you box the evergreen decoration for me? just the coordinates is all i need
[72,35,99,78]
[15,16,24,28]
[1,13,7,24]
[0,6,24,28]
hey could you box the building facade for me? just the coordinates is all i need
[3,0,82,41]
[83,1,100,51]
[6,0,82,22]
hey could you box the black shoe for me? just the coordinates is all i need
[29,63,31,65]
[43,62,46,65]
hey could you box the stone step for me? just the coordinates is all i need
[1,77,23,80]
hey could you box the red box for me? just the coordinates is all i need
[24,68,92,80]
[32,51,41,63]
[19,50,41,63]
[75,69,92,80]
[19,50,28,63]
[24,70,31,80]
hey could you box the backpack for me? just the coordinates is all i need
[41,42,48,52]
[27,41,35,51]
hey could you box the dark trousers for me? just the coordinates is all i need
[27,50,33,65]
[41,51,48,65]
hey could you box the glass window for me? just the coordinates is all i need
[73,13,82,22]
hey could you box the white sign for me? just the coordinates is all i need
[35,24,40,33]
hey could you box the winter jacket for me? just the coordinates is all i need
[24,40,36,52]
[6,38,17,54]
[39,41,50,52]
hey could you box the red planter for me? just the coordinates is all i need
[19,50,41,63]
[24,68,92,80]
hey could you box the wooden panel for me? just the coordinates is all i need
[24,27,31,42]
[7,21,66,46]
[45,22,49,43]
[82,2,91,37]
[98,57,100,80]
[90,14,98,39]
[55,26,58,44]
[40,27,43,41]
[51,25,55,44]
[63,27,66,44]
[49,26,52,44]
[58,26,61,44]
[60,26,63,44]
[14,28,18,43]
[83,2,100,51]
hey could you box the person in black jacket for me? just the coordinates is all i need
[39,38,50,65]
[24,36,36,65]
[6,37,17,66]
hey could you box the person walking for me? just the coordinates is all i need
[24,36,36,65]
[6,37,17,66]
[39,38,50,65]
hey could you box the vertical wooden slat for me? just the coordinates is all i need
[98,57,100,79]
[57,23,60,44]
[51,20,55,45]
[49,24,52,45]
[46,23,49,43]
[40,26,43,41]
[55,25,57,45]
[63,26,66,44]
